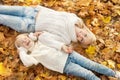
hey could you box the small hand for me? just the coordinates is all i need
[33,32,43,37]
[62,45,73,54]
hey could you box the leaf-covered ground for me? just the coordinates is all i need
[0,0,120,80]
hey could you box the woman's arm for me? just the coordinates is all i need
[39,32,73,53]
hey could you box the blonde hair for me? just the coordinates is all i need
[15,33,28,49]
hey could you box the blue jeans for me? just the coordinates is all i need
[0,5,37,32]
[63,51,115,80]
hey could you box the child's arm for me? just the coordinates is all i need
[18,47,38,67]
[28,32,43,41]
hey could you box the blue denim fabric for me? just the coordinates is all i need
[63,51,115,80]
[0,5,38,32]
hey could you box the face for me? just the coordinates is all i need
[17,34,34,50]
[75,26,96,47]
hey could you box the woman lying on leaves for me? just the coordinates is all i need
[0,5,96,47]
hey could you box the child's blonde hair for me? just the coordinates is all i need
[15,33,28,49]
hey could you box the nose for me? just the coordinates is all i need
[23,39,29,44]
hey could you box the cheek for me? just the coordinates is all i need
[22,43,28,48]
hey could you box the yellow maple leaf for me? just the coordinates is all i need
[107,60,115,69]
[85,46,96,55]
[85,46,96,59]
[40,71,50,78]
[58,75,67,80]
[18,0,24,2]
[117,64,120,69]
[102,16,111,24]
[101,61,107,66]
[34,75,41,80]
[0,62,12,76]
[116,10,120,15]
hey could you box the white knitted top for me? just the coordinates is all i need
[35,6,79,45]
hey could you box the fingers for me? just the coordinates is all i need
[62,45,73,54]
[34,32,43,37]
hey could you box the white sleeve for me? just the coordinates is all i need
[18,47,38,67]
[38,32,65,50]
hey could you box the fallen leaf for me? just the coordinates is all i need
[0,48,5,54]
[40,71,50,79]
[0,62,12,77]
[102,16,111,24]
[101,61,107,66]
[115,10,120,15]
[116,43,120,53]
[91,18,100,27]
[34,75,41,80]
[117,64,120,69]
[85,46,96,59]
[107,60,115,69]
[58,75,67,80]
[0,32,5,41]
[18,0,24,2]
[85,46,96,55]
[77,0,92,6]
[32,0,41,5]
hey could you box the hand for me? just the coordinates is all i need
[62,45,73,54]
[33,32,43,37]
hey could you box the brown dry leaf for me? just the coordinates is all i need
[0,48,5,54]
[116,43,120,53]
[108,77,117,80]
[32,0,42,5]
[0,32,5,41]
[49,76,57,80]
[111,0,119,4]
[77,0,92,6]
[44,0,56,7]
[91,18,100,27]
[58,75,67,80]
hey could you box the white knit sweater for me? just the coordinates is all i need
[35,6,79,45]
